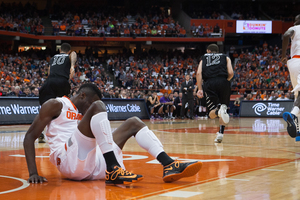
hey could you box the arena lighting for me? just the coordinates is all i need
[56,40,61,44]
[14,36,20,40]
[146,41,152,45]
[38,39,44,43]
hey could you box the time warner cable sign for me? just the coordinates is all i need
[0,98,150,125]
[240,101,293,117]
[0,98,41,124]
[104,99,149,120]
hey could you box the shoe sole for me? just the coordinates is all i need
[163,162,203,183]
[283,112,297,138]
[106,177,144,185]
[215,138,222,143]
[219,106,229,124]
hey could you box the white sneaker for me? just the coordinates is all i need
[214,132,223,143]
[218,104,229,124]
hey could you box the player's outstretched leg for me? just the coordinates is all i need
[133,121,203,182]
[283,112,298,138]
[112,116,203,183]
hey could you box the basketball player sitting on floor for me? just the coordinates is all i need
[24,83,202,184]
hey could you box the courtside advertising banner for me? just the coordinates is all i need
[236,20,272,34]
[240,100,293,117]
[0,98,149,124]
[0,97,40,124]
[103,98,150,120]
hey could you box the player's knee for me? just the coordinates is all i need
[90,100,106,114]
[126,117,146,132]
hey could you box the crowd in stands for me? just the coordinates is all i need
[190,23,221,37]
[0,41,295,118]
[50,4,187,37]
[0,2,44,35]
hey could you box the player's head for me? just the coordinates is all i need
[295,14,300,25]
[73,83,102,114]
[60,43,71,54]
[207,44,219,53]
[77,83,102,100]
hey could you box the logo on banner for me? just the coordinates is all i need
[252,103,267,115]
[252,102,285,116]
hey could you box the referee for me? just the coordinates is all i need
[196,44,234,143]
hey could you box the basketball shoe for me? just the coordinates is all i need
[163,161,202,183]
[38,132,46,143]
[105,166,143,185]
[214,132,223,143]
[218,104,229,124]
[283,112,299,138]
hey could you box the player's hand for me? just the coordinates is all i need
[281,57,287,63]
[28,174,48,184]
[197,90,203,98]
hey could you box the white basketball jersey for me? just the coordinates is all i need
[289,25,300,58]
[45,96,82,165]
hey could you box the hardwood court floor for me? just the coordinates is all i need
[0,117,300,199]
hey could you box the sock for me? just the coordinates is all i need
[90,112,120,171]
[219,125,225,134]
[291,106,300,116]
[157,152,174,167]
[103,151,120,172]
[135,126,164,158]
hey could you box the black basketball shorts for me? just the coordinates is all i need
[203,78,231,112]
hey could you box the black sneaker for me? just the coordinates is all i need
[283,112,299,138]
[38,133,46,143]
[163,161,202,183]
[105,166,143,185]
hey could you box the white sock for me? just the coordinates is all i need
[90,112,113,154]
[135,126,164,158]
[291,106,300,116]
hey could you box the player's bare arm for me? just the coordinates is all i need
[282,28,294,63]
[226,57,234,81]
[196,60,203,98]
[23,99,62,183]
[69,51,77,79]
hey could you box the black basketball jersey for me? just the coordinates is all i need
[49,53,71,79]
[201,53,228,81]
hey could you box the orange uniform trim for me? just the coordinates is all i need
[292,55,300,58]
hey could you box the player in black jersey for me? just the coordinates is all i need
[38,43,77,143]
[196,44,234,143]
[39,43,77,105]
